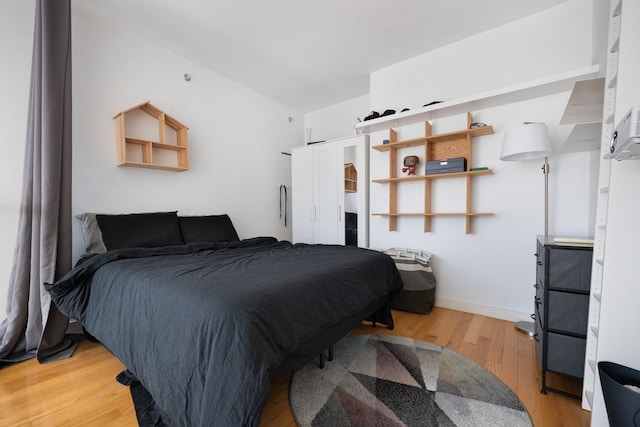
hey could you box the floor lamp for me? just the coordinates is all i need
[500,122,552,336]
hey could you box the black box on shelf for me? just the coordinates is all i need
[425,157,467,175]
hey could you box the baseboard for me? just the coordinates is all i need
[435,298,532,323]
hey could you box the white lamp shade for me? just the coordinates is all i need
[500,123,552,161]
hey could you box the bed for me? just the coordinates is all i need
[45,211,403,427]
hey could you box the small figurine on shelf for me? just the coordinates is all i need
[402,156,419,176]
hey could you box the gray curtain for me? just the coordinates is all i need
[0,0,72,363]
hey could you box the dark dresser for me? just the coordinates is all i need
[534,235,593,398]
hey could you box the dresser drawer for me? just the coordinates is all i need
[548,247,593,292]
[546,332,586,378]
[547,291,589,335]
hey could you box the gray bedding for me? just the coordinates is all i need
[46,237,402,426]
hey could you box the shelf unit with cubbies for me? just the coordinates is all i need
[372,112,494,234]
[113,101,189,172]
[344,163,358,193]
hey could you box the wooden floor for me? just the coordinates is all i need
[0,307,591,426]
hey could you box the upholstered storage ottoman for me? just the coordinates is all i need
[384,248,436,314]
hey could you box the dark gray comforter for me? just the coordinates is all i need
[46,237,402,426]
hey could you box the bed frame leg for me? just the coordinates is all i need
[319,345,335,369]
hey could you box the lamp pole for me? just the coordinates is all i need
[515,156,551,337]
[501,123,552,338]
[543,156,549,238]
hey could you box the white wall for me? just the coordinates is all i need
[370,2,593,113]
[590,0,640,424]
[0,2,303,325]
[71,2,301,262]
[0,0,35,324]
[303,94,369,143]
[368,0,598,321]
[306,0,599,321]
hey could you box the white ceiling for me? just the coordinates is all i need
[86,0,566,112]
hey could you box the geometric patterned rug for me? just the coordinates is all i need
[289,334,532,427]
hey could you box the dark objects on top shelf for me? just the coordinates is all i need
[363,111,379,121]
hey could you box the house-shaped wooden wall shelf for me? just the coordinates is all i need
[113,101,189,172]
[344,163,357,192]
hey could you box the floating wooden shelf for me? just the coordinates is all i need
[372,169,493,183]
[114,101,189,172]
[372,212,493,217]
[371,126,494,152]
[372,112,494,234]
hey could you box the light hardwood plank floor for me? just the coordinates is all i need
[0,307,590,426]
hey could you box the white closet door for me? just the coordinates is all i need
[312,143,339,244]
[291,147,314,244]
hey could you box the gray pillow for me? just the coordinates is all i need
[76,212,107,254]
